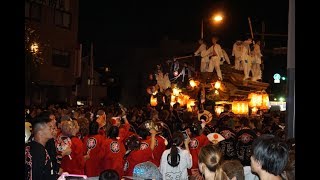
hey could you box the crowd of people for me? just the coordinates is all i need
[25,102,294,180]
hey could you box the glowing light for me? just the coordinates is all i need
[30,42,39,53]
[279,97,285,102]
[152,90,158,96]
[214,81,221,89]
[187,99,196,112]
[150,96,157,106]
[170,101,175,107]
[172,88,181,96]
[213,15,223,22]
[232,101,249,115]
[214,106,224,116]
[189,80,196,87]
[251,107,258,114]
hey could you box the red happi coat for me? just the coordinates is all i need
[61,136,86,175]
[188,134,210,171]
[83,134,106,177]
[147,135,167,167]
[103,137,126,178]
[123,148,153,177]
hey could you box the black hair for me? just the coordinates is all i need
[89,120,100,135]
[125,135,141,151]
[167,131,184,167]
[189,121,202,136]
[138,128,151,140]
[107,126,119,139]
[124,135,141,160]
[252,134,289,176]
[99,169,119,180]
[31,115,52,134]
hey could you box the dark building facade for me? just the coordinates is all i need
[25,0,79,106]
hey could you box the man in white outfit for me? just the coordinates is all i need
[232,40,243,70]
[251,40,263,81]
[240,37,253,80]
[194,39,209,72]
[203,36,224,80]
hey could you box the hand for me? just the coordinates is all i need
[61,146,72,157]
[84,154,90,161]
[149,128,157,135]
[184,137,190,145]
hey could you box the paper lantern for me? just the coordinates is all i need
[214,106,224,116]
[150,95,157,106]
[249,93,262,108]
[177,94,189,107]
[172,87,181,96]
[251,107,258,114]
[232,101,249,115]
[187,99,196,112]
[260,93,270,110]
[248,91,270,110]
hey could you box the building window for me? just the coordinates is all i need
[25,2,42,21]
[56,0,70,12]
[52,49,70,68]
[54,10,71,29]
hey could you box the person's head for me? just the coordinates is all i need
[125,134,141,151]
[89,120,100,135]
[61,120,79,137]
[283,150,295,180]
[108,126,119,139]
[168,131,184,167]
[198,144,228,179]
[189,121,202,137]
[250,134,289,176]
[96,109,106,127]
[127,161,162,180]
[239,117,250,127]
[138,127,151,140]
[198,38,204,44]
[221,160,244,180]
[38,110,58,137]
[149,73,154,80]
[211,36,219,44]
[244,37,253,45]
[99,169,119,180]
[76,117,89,138]
[32,116,54,142]
[224,104,231,112]
[111,116,121,127]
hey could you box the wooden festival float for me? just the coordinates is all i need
[148,55,270,117]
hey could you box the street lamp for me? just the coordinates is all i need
[201,14,224,39]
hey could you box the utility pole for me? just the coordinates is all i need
[261,21,265,49]
[286,0,295,139]
[201,19,204,39]
[89,43,94,106]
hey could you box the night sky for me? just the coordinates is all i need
[78,0,288,48]
[78,0,290,104]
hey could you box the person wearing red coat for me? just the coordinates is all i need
[103,125,127,178]
[123,129,157,177]
[83,121,107,177]
[60,120,86,175]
